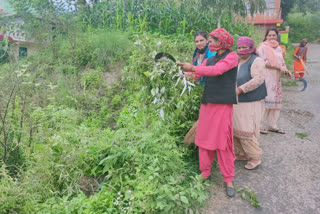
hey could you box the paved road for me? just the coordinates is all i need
[201,44,320,214]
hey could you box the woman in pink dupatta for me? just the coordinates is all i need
[177,28,238,197]
[256,27,292,134]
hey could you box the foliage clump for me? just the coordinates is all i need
[0,0,258,213]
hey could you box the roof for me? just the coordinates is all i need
[0,32,36,44]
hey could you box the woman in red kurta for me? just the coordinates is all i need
[177,28,238,197]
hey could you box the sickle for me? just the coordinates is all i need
[155,52,176,63]
[299,77,307,91]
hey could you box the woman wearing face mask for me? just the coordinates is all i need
[256,27,292,134]
[192,31,216,85]
[234,37,267,170]
[177,28,238,197]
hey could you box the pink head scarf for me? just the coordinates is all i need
[236,36,256,55]
[208,28,234,52]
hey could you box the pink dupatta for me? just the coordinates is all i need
[257,40,279,67]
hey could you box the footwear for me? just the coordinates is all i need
[226,186,235,197]
[260,129,268,134]
[268,128,285,134]
[236,155,249,161]
[244,160,261,170]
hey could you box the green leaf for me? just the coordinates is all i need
[241,192,246,199]
[180,196,189,204]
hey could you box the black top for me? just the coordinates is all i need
[201,51,237,104]
[237,55,267,103]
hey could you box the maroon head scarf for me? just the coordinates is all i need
[237,36,256,55]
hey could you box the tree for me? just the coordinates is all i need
[200,0,266,28]
[282,0,320,19]
[281,0,297,19]
[295,0,320,13]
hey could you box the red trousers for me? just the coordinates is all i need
[199,146,235,183]
[294,71,304,80]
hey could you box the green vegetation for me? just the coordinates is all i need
[236,187,261,208]
[282,80,298,87]
[281,0,320,43]
[296,132,309,139]
[0,0,260,213]
[0,30,207,214]
[285,11,320,43]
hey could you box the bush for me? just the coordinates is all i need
[285,11,320,42]
[74,30,132,67]
[81,69,104,92]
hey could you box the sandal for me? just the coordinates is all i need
[268,128,285,134]
[260,129,268,134]
[236,155,249,161]
[244,160,261,170]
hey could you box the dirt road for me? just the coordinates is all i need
[202,44,320,214]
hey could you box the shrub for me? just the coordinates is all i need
[285,11,320,42]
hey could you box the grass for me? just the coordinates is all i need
[282,80,298,86]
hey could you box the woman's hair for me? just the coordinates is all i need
[194,31,208,40]
[263,27,279,41]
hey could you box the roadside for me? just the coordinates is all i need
[201,44,320,214]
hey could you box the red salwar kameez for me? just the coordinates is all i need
[194,52,238,183]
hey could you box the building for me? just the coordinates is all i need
[247,0,283,32]
[247,0,289,44]
[0,1,39,59]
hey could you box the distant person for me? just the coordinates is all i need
[256,27,292,134]
[192,31,216,85]
[234,36,267,170]
[177,28,238,197]
[293,39,308,80]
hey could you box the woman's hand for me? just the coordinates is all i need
[266,62,281,71]
[236,87,243,95]
[280,66,292,78]
[280,66,288,73]
[285,70,293,78]
[176,62,195,72]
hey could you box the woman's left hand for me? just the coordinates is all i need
[285,70,292,78]
[280,67,292,78]
[280,66,288,73]
[176,62,195,72]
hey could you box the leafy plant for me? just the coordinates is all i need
[296,132,308,139]
[284,10,320,42]
[236,187,261,208]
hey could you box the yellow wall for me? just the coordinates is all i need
[10,42,40,59]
